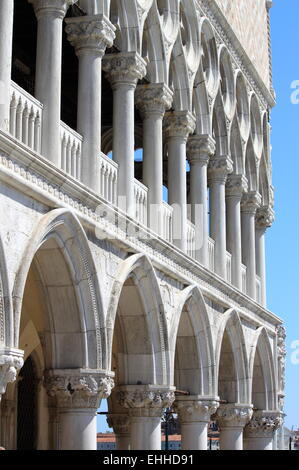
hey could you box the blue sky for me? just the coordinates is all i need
[267,0,299,429]
[98,1,299,433]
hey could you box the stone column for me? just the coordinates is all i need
[255,206,274,306]
[44,369,114,450]
[244,410,283,450]
[107,413,131,450]
[65,15,115,193]
[116,385,175,450]
[135,84,173,234]
[225,175,248,290]
[241,191,262,299]
[103,52,146,217]
[0,0,14,131]
[187,135,216,266]
[214,404,253,450]
[29,0,75,166]
[175,397,219,450]
[208,156,233,278]
[164,111,196,252]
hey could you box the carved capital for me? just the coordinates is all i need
[102,52,146,88]
[187,135,216,165]
[241,191,262,215]
[29,0,75,20]
[106,413,130,435]
[208,155,233,184]
[0,349,24,396]
[116,385,175,418]
[174,397,219,423]
[226,174,248,198]
[135,84,173,118]
[255,206,275,230]
[244,410,283,438]
[65,14,115,57]
[214,404,253,428]
[163,111,196,141]
[44,369,114,409]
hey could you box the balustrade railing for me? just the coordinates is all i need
[60,122,82,180]
[99,152,118,205]
[256,275,262,304]
[161,202,173,243]
[208,237,215,272]
[134,179,148,225]
[226,251,232,284]
[187,220,196,258]
[241,264,247,295]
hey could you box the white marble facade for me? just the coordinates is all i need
[0,0,285,451]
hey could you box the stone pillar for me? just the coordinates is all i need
[116,385,175,450]
[135,84,173,234]
[0,0,14,131]
[65,15,115,193]
[29,0,75,165]
[107,413,131,450]
[164,111,196,252]
[174,397,219,450]
[44,369,114,450]
[103,52,146,217]
[255,206,274,306]
[214,404,253,450]
[241,191,262,299]
[187,135,216,266]
[208,156,233,278]
[244,410,283,450]
[225,175,248,290]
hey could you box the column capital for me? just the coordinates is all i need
[106,413,130,435]
[102,52,146,89]
[44,369,114,409]
[29,0,75,20]
[116,385,176,418]
[174,396,219,423]
[187,134,216,166]
[208,155,233,184]
[241,191,262,215]
[135,83,173,118]
[226,174,248,198]
[244,410,283,438]
[65,14,115,57]
[214,404,253,428]
[163,111,196,142]
[256,205,275,230]
[0,348,24,396]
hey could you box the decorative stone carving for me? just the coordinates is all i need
[65,14,115,57]
[29,0,75,20]
[174,398,219,423]
[214,404,253,428]
[163,111,196,141]
[277,325,286,396]
[0,349,24,396]
[256,205,275,230]
[44,369,114,408]
[117,386,175,418]
[244,410,283,438]
[226,174,248,197]
[187,134,216,165]
[102,52,147,87]
[135,83,173,118]
[241,191,262,214]
[208,155,233,184]
[106,413,130,435]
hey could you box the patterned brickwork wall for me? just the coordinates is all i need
[214,0,271,88]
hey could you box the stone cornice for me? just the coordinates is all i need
[0,131,282,331]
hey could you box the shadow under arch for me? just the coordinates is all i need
[170,284,216,396]
[215,308,250,404]
[106,253,170,386]
[12,208,106,370]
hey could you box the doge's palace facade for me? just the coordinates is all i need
[0,0,285,451]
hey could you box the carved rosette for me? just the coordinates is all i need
[244,410,283,438]
[117,387,175,418]
[256,205,275,230]
[187,134,216,166]
[163,111,196,141]
[44,370,114,409]
[106,414,130,435]
[65,15,116,57]
[241,191,262,215]
[174,399,219,423]
[29,0,75,20]
[135,84,173,118]
[0,349,24,396]
[102,52,147,88]
[214,404,253,429]
[226,174,248,198]
[208,155,233,184]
